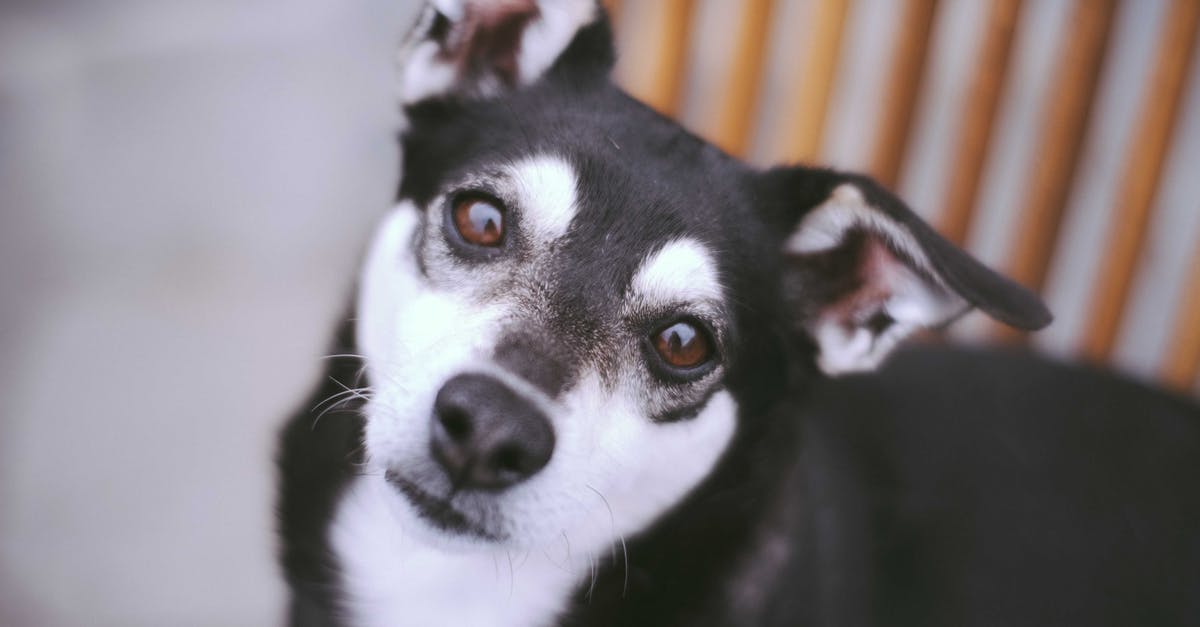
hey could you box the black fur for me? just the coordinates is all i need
[278,6,1199,626]
[277,317,365,625]
[558,345,1200,626]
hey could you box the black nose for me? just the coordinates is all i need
[430,373,555,491]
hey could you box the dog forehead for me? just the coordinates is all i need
[402,81,750,223]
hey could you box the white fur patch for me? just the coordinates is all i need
[515,0,596,85]
[630,238,723,309]
[332,475,585,627]
[399,38,460,104]
[399,0,596,104]
[509,156,578,244]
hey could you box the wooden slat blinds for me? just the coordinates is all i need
[710,0,775,156]
[937,0,1023,246]
[1081,0,1200,361]
[778,0,851,164]
[870,0,940,187]
[1004,0,1118,296]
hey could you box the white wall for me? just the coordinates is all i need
[0,1,419,624]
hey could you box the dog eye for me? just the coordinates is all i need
[451,196,505,247]
[652,320,713,370]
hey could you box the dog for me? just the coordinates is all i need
[277,2,1200,625]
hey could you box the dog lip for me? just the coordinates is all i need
[384,470,501,541]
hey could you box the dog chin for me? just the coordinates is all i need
[377,470,512,550]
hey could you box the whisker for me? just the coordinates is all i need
[506,550,515,600]
[544,532,571,571]
[586,551,597,602]
[541,547,567,571]
[346,444,371,473]
[329,376,373,402]
[311,386,372,413]
[311,406,362,431]
[585,484,617,563]
[321,353,370,361]
[617,534,629,598]
[311,380,373,430]
[586,483,629,598]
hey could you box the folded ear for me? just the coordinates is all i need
[763,168,1052,376]
[400,0,609,104]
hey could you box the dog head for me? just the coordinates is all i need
[356,0,1049,557]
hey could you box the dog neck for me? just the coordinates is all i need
[330,474,594,627]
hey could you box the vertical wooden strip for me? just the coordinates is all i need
[614,1,697,117]
[1081,0,1200,361]
[937,0,1024,245]
[870,0,940,187]
[644,1,696,116]
[1162,243,1200,389]
[999,0,1117,302]
[710,0,775,156]
[779,0,852,164]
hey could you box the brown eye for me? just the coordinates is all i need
[452,197,505,247]
[652,321,713,370]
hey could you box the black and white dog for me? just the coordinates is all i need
[278,2,1200,625]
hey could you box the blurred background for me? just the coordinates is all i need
[0,0,1196,625]
[1,0,418,624]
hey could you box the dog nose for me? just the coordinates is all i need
[430,373,555,491]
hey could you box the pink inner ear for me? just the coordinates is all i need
[446,0,540,85]
[820,231,888,317]
[835,233,926,331]
[861,235,905,292]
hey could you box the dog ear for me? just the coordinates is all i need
[400,0,610,104]
[762,167,1052,375]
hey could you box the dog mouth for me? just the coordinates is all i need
[384,470,501,540]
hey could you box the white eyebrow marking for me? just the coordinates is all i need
[509,155,578,244]
[630,238,723,307]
